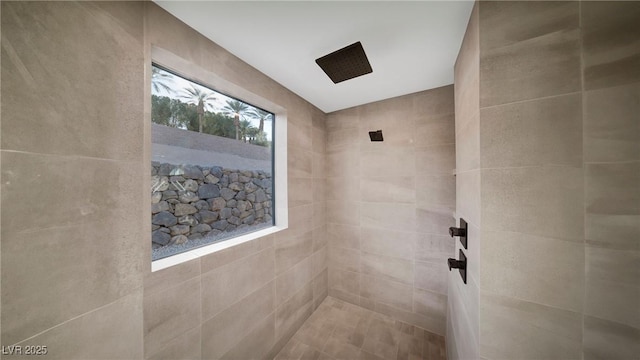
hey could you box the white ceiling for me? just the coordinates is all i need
[154,1,474,113]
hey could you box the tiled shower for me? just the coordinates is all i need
[0,1,638,360]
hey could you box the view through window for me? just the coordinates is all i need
[151,64,274,261]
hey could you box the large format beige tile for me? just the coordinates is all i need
[583,315,640,360]
[361,252,414,285]
[326,177,359,201]
[327,151,360,178]
[144,278,201,358]
[455,3,479,134]
[276,230,313,275]
[414,113,455,148]
[479,1,578,50]
[276,257,313,306]
[18,290,143,360]
[455,170,480,226]
[289,177,314,208]
[146,326,201,360]
[361,149,416,178]
[414,234,454,264]
[360,203,416,233]
[218,313,276,360]
[415,145,455,176]
[413,85,455,118]
[414,261,447,295]
[360,177,415,204]
[581,1,640,90]
[479,292,582,360]
[480,29,581,107]
[480,93,583,168]
[329,245,361,273]
[200,235,273,273]
[481,166,584,242]
[360,274,413,312]
[275,283,314,341]
[201,247,275,320]
[1,153,143,345]
[414,206,455,236]
[416,175,455,211]
[144,258,200,297]
[329,268,360,298]
[585,247,640,328]
[361,227,415,261]
[327,200,360,226]
[584,83,640,163]
[327,223,360,250]
[289,149,313,178]
[482,230,584,312]
[201,281,275,359]
[455,114,480,172]
[0,1,144,160]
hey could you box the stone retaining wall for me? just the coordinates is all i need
[151,162,272,248]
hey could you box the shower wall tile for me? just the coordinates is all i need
[275,230,313,275]
[200,246,275,320]
[217,314,276,360]
[327,223,361,250]
[481,166,584,242]
[360,176,415,204]
[480,93,583,168]
[584,83,640,163]
[360,274,413,312]
[146,326,201,360]
[480,28,581,107]
[583,315,640,360]
[482,230,584,313]
[361,227,416,260]
[415,144,456,176]
[276,257,312,306]
[201,281,274,360]
[582,1,640,90]
[479,292,582,360]
[144,278,201,358]
[585,247,640,328]
[360,252,414,285]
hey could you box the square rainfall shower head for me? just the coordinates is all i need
[316,41,373,84]
[369,130,383,142]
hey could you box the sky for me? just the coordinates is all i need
[152,66,273,140]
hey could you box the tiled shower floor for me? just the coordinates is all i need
[275,297,447,360]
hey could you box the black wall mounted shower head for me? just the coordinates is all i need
[369,130,383,142]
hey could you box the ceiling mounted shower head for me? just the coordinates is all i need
[315,41,373,84]
[369,130,383,142]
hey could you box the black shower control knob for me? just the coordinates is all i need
[449,227,466,238]
[448,258,465,270]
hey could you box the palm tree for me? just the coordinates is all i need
[151,67,174,95]
[221,100,250,140]
[180,85,217,133]
[248,108,273,133]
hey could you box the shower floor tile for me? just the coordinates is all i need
[274,297,446,360]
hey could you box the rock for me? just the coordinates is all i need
[220,188,236,200]
[254,202,263,211]
[171,235,189,245]
[239,175,251,183]
[237,224,249,231]
[174,203,197,216]
[199,184,221,199]
[152,211,177,227]
[192,224,212,234]
[261,179,272,190]
[237,200,249,212]
[242,215,255,224]
[170,224,190,236]
[152,230,171,246]
[231,208,241,217]
[188,233,203,241]
[199,210,219,224]
[240,210,253,219]
[255,189,267,202]
[235,191,246,200]
[151,192,162,204]
[194,200,210,210]
[183,179,199,192]
[229,182,243,191]
[256,208,265,219]
[244,182,258,194]
[178,191,199,203]
[153,176,170,191]
[170,176,185,183]
[229,172,239,183]
[204,174,220,184]
[219,208,232,219]
[162,190,178,200]
[208,197,226,211]
[206,229,222,238]
[247,193,256,202]
[166,199,179,206]
[178,215,198,226]
[209,166,224,178]
[151,201,170,214]
[152,224,160,231]
[202,168,210,176]
[158,163,172,176]
[151,166,158,176]
[212,220,228,231]
[265,214,272,223]
[226,225,237,232]
[219,175,229,187]
[158,227,171,234]
[228,216,241,226]
[174,165,204,180]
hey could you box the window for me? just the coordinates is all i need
[150,64,277,262]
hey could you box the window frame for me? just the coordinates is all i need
[149,46,288,272]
